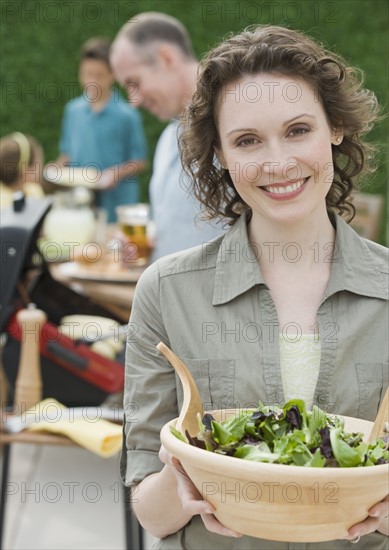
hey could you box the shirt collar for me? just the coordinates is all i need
[212,211,265,305]
[85,92,115,115]
[212,211,388,306]
[325,213,388,300]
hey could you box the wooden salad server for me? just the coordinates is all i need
[368,386,389,443]
[157,342,203,437]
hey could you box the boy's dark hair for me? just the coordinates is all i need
[80,37,112,66]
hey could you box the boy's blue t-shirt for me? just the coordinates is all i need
[59,92,147,222]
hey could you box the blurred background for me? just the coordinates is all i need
[1,0,388,242]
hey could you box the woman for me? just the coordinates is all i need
[122,25,388,548]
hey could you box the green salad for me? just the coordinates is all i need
[172,400,389,468]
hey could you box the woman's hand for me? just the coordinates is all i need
[345,494,389,540]
[159,446,242,538]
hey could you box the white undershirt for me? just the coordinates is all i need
[279,334,321,409]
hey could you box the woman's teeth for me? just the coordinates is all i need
[264,179,306,194]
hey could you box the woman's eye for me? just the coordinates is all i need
[236,137,257,147]
[288,126,310,137]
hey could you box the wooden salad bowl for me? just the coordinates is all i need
[161,411,388,543]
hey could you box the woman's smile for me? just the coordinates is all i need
[260,177,309,200]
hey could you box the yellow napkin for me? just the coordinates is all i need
[27,399,123,458]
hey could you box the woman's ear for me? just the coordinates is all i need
[331,129,344,145]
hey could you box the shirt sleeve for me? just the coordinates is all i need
[124,107,148,161]
[59,102,71,156]
[120,262,179,487]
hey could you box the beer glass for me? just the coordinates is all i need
[115,204,151,265]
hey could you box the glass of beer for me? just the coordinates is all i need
[116,204,151,266]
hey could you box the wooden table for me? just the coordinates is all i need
[44,221,148,322]
[49,262,143,322]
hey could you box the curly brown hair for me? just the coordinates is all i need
[180,25,380,225]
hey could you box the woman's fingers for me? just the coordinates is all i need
[201,513,242,538]
[369,494,389,535]
[172,462,211,511]
[181,496,214,516]
[346,494,389,539]
[368,494,389,519]
[161,447,242,538]
[158,445,170,464]
[346,516,378,539]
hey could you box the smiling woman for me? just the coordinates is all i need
[122,24,388,549]
[181,26,379,227]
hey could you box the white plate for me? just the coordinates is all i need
[44,165,101,189]
[56,261,143,283]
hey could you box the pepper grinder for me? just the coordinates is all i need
[14,304,46,411]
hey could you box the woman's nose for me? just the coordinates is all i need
[260,142,296,182]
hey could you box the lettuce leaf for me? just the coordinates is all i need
[233,442,279,462]
[329,427,363,467]
[178,400,389,468]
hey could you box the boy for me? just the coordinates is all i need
[57,37,147,222]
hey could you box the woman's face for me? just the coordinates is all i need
[216,73,342,226]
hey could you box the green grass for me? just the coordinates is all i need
[1,0,387,241]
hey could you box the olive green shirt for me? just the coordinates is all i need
[122,213,388,550]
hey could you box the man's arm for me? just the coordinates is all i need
[55,154,70,166]
[99,159,147,189]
